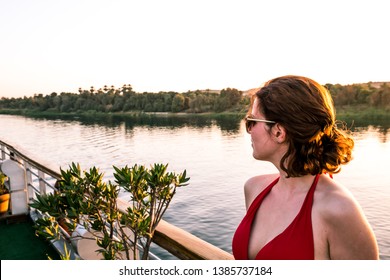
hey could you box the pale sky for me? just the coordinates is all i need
[1,0,389,98]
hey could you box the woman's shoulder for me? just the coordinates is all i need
[314,175,361,217]
[243,173,279,209]
[314,175,379,259]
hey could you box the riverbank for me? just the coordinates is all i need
[0,109,247,122]
[334,106,390,127]
[0,108,242,117]
[0,106,389,125]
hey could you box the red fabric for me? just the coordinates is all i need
[232,175,319,260]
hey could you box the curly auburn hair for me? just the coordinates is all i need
[252,75,354,177]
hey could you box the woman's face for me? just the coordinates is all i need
[248,98,277,161]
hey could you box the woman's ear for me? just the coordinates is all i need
[273,123,286,144]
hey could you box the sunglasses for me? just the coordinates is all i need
[245,117,276,132]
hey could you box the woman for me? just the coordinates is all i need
[232,75,379,260]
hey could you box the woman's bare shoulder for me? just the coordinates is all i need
[315,175,362,217]
[243,173,279,209]
[314,175,379,259]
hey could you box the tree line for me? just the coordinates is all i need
[0,82,389,114]
[0,85,246,114]
[325,82,390,108]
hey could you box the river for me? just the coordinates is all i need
[0,114,389,259]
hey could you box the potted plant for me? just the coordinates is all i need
[30,162,190,260]
[0,171,10,214]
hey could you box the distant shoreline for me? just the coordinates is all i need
[0,106,389,123]
[0,109,243,118]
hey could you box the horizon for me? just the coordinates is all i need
[1,0,389,99]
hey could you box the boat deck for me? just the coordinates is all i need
[0,214,60,260]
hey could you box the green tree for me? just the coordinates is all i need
[171,94,185,112]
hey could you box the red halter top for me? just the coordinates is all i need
[232,174,319,260]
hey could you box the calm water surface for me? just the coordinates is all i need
[1,114,389,259]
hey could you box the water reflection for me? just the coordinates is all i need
[28,113,245,133]
[341,116,390,141]
[352,126,390,143]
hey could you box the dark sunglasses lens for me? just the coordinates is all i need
[245,119,255,132]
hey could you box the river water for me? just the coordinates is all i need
[0,114,389,259]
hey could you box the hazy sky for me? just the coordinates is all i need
[1,0,389,98]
